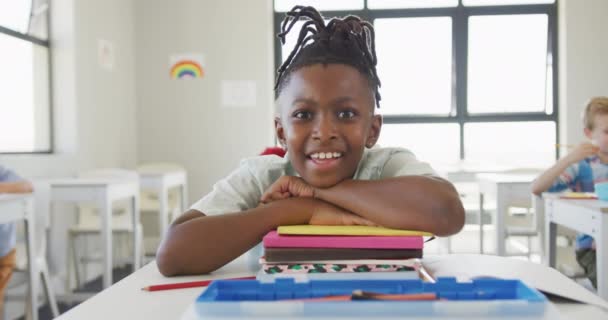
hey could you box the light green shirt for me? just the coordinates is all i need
[191,147,437,216]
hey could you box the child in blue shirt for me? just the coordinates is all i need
[532,96,608,288]
[157,6,465,276]
[0,165,33,310]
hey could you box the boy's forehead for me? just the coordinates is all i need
[278,64,374,105]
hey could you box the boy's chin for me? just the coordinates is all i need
[305,176,343,189]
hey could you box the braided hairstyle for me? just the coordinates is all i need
[275,6,381,109]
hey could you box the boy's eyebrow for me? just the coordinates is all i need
[291,96,355,106]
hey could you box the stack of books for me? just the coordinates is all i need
[258,225,432,281]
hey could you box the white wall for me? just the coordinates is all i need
[133,0,275,204]
[558,0,608,155]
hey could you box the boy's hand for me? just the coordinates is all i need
[566,142,599,163]
[260,176,316,203]
[310,201,378,226]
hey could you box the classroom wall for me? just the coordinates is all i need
[558,0,608,154]
[1,0,138,288]
[133,0,275,205]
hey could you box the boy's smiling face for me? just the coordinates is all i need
[275,64,382,188]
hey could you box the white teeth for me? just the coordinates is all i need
[310,152,342,160]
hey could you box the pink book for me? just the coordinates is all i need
[262,230,423,249]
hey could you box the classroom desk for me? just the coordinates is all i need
[0,194,37,320]
[477,173,538,256]
[50,178,141,290]
[55,254,608,320]
[544,194,608,301]
[138,170,187,237]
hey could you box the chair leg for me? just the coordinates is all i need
[66,233,74,291]
[71,233,81,289]
[40,261,60,317]
[24,287,33,320]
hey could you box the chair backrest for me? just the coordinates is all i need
[136,162,185,174]
[76,168,139,225]
[78,168,139,182]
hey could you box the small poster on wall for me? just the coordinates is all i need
[169,53,205,79]
[98,39,115,71]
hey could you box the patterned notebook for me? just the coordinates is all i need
[264,247,422,262]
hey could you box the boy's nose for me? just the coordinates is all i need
[312,115,338,141]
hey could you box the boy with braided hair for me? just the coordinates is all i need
[157,6,464,276]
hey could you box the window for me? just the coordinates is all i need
[0,0,52,153]
[273,0,557,170]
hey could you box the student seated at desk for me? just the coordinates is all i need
[532,96,608,289]
[0,165,33,311]
[157,6,465,277]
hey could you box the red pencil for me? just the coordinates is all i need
[141,276,256,291]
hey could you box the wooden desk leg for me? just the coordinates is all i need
[24,200,38,320]
[101,197,113,288]
[597,212,608,300]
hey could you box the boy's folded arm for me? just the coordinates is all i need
[314,175,465,237]
[156,197,330,277]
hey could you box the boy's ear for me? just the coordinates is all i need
[365,114,382,148]
[584,127,593,139]
[274,117,287,148]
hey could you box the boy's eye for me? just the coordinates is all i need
[293,111,312,120]
[337,110,356,119]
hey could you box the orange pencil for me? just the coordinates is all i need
[141,276,256,291]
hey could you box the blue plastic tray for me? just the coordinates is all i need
[195,277,547,318]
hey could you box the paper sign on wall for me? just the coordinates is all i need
[98,39,115,70]
[221,80,257,108]
[169,54,205,79]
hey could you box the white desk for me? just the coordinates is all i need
[138,170,187,237]
[50,178,141,289]
[0,194,37,320]
[544,195,608,300]
[55,255,608,320]
[477,173,538,256]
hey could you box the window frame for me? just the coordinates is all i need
[273,0,558,161]
[0,1,53,154]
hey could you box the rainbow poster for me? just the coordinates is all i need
[169,54,205,79]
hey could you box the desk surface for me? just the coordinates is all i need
[55,254,608,320]
[546,195,608,212]
[477,173,538,183]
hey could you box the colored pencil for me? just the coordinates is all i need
[141,276,256,291]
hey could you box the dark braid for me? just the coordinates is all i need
[275,6,382,109]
